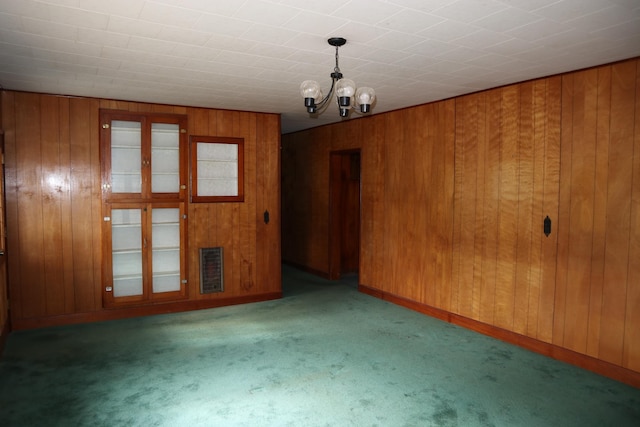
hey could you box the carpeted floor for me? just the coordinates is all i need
[0,264,639,426]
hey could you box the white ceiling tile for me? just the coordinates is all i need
[504,18,569,42]
[333,0,404,25]
[233,1,301,26]
[566,5,635,29]
[156,26,211,46]
[282,11,349,37]
[418,20,480,42]
[432,0,509,23]
[378,9,444,33]
[495,0,560,12]
[139,2,202,27]
[78,28,130,48]
[176,0,245,17]
[369,31,425,51]
[21,17,78,40]
[239,24,298,45]
[44,3,110,30]
[72,0,146,19]
[107,15,163,38]
[192,14,249,38]
[473,7,542,31]
[533,0,614,22]
[435,45,488,62]
[452,28,510,49]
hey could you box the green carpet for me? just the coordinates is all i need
[1,265,639,426]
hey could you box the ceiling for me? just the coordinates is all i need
[1,0,639,134]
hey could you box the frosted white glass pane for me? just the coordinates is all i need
[153,274,180,293]
[152,208,180,293]
[198,179,238,196]
[152,174,180,193]
[153,207,179,224]
[111,121,141,193]
[196,142,239,197]
[112,208,143,297]
[197,161,238,179]
[152,123,179,193]
[112,251,143,276]
[152,249,180,273]
[197,143,237,161]
[112,226,141,251]
[113,276,143,297]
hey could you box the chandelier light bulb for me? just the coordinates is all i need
[300,80,321,100]
[335,79,356,98]
[355,87,376,113]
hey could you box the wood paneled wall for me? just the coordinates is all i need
[281,58,640,378]
[1,91,281,329]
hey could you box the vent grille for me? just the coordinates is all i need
[200,247,224,294]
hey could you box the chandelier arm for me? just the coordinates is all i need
[314,77,338,110]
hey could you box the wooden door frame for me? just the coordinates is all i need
[328,149,361,280]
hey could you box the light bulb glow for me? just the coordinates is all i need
[335,79,356,98]
[355,87,375,106]
[300,80,321,99]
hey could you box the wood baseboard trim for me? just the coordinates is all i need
[282,260,331,280]
[359,284,640,389]
[11,291,282,331]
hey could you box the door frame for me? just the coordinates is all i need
[328,149,361,280]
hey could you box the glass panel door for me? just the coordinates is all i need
[111,208,143,297]
[111,120,142,193]
[151,207,181,293]
[151,123,180,193]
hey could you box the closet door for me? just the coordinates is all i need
[103,203,187,306]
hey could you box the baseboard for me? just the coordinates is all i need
[11,291,282,331]
[359,284,640,389]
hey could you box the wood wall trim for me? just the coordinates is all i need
[359,284,640,389]
[11,291,282,331]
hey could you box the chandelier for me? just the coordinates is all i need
[300,37,376,118]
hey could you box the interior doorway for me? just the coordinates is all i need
[329,150,361,281]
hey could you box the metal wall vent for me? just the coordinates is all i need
[200,247,224,294]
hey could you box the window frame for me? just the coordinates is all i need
[189,136,245,203]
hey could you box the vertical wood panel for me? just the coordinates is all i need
[478,90,501,325]
[537,76,561,343]
[565,69,598,353]
[360,115,385,289]
[15,93,46,318]
[453,95,479,317]
[3,91,23,321]
[599,61,636,364]
[586,66,611,356]
[58,98,75,313]
[40,96,65,315]
[494,86,519,330]
[262,115,281,292]
[526,80,546,338]
[513,82,534,335]
[623,60,640,371]
[240,112,257,293]
[69,98,97,312]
